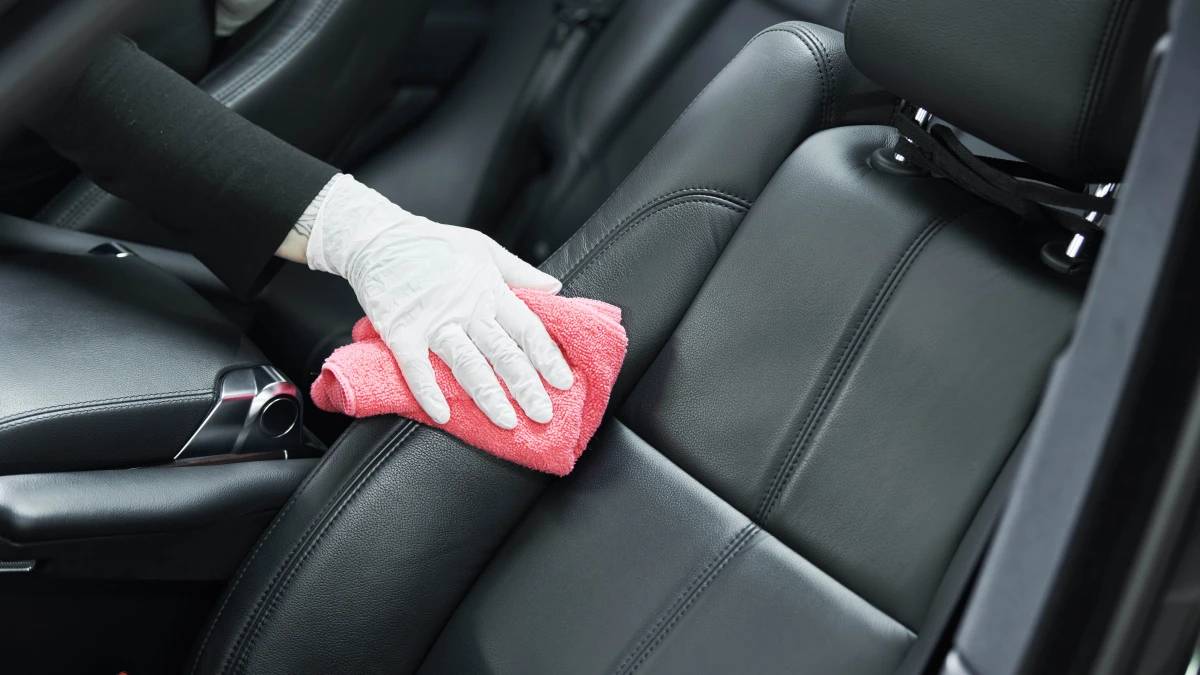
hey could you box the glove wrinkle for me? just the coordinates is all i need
[305,175,573,427]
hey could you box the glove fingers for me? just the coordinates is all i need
[488,241,562,293]
[468,318,553,424]
[495,287,574,391]
[387,340,451,425]
[431,324,518,429]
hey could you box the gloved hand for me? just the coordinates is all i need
[306,175,574,429]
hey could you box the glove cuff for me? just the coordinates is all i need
[304,173,353,276]
[305,174,427,279]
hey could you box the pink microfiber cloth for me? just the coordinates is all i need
[311,289,627,476]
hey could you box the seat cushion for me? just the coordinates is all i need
[186,24,1079,675]
[419,421,916,674]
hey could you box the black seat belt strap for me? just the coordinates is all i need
[893,113,1113,242]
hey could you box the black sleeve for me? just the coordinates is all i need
[22,35,338,297]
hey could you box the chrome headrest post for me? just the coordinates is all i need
[1068,182,1119,259]
[894,106,934,164]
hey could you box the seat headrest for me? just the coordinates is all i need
[845,0,1169,183]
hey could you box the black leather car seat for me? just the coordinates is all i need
[184,0,1167,671]
[34,0,436,246]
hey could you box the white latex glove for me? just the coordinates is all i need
[306,175,574,429]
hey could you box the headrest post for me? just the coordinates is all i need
[894,105,933,164]
[1069,183,1119,259]
[845,0,1168,182]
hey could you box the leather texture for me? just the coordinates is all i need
[0,459,316,542]
[0,254,265,475]
[189,24,1081,674]
[38,0,435,245]
[844,0,1169,182]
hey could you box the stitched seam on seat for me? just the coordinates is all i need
[756,209,969,523]
[1071,0,1134,172]
[612,522,758,675]
[802,25,834,129]
[0,392,212,433]
[187,418,413,675]
[185,449,327,675]
[230,422,424,674]
[616,524,761,675]
[845,0,861,34]
[545,22,816,273]
[610,415,921,636]
[213,0,344,105]
[199,0,301,85]
[0,388,212,427]
[784,25,833,130]
[551,185,751,283]
[561,196,748,291]
[755,214,952,521]
[220,421,421,675]
[201,420,417,675]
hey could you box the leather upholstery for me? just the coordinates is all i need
[518,0,877,259]
[844,0,1169,182]
[355,0,559,227]
[0,254,265,475]
[0,459,316,542]
[38,0,435,245]
[189,25,1081,674]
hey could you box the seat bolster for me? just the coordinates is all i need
[541,23,835,282]
[186,417,551,675]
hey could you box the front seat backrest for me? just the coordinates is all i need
[38,0,436,246]
[186,0,1165,672]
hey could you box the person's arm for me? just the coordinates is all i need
[23,35,573,428]
[23,35,336,297]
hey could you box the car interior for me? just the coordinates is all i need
[1,0,1200,673]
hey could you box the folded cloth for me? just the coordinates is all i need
[311,289,627,476]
